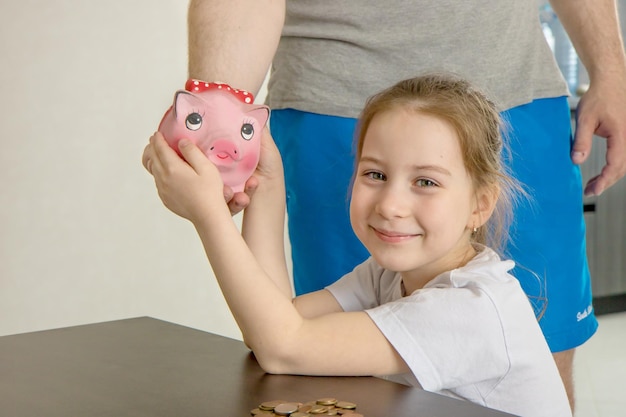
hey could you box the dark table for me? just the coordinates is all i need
[0,317,515,416]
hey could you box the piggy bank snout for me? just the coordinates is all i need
[208,139,242,162]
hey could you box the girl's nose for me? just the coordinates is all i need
[375,186,411,219]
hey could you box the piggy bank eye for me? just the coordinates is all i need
[241,123,254,140]
[185,113,203,131]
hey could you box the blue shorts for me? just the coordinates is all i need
[270,96,598,352]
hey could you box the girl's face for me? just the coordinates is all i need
[350,108,488,284]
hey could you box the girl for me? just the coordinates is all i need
[142,74,571,417]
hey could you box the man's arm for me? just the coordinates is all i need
[187,1,289,292]
[187,0,286,95]
[550,0,626,195]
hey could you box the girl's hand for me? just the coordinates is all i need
[255,126,285,182]
[223,127,285,215]
[142,132,226,223]
[142,128,284,218]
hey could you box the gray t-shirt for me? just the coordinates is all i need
[267,0,569,117]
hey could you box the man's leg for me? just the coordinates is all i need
[270,109,369,295]
[553,349,575,411]
[502,97,598,411]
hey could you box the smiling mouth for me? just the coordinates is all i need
[216,153,230,160]
[372,227,420,242]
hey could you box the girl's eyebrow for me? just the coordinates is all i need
[411,164,452,176]
[358,156,382,164]
[359,156,451,176]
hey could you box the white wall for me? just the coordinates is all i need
[0,1,265,339]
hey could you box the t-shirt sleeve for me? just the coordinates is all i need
[326,257,383,311]
[366,286,511,393]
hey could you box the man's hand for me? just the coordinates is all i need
[571,77,626,196]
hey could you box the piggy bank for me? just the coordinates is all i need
[158,80,270,193]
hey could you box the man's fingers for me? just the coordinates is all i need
[586,138,626,196]
[244,175,259,196]
[227,192,251,215]
[571,119,595,165]
[223,185,234,202]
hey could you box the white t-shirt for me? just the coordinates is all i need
[326,248,572,417]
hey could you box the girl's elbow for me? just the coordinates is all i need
[251,343,297,375]
[256,356,286,375]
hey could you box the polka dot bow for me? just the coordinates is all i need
[184,79,254,104]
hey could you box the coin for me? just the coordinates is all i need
[274,402,301,416]
[260,400,288,411]
[254,398,361,416]
[336,401,357,410]
[310,404,332,414]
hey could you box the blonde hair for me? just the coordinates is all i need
[355,73,524,256]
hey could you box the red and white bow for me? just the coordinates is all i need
[184,79,254,104]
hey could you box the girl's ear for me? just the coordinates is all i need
[470,185,499,229]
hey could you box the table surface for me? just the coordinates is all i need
[0,317,515,416]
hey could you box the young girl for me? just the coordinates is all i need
[142,74,571,417]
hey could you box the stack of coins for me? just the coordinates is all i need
[250,398,364,416]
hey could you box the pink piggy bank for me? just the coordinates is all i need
[158,80,270,193]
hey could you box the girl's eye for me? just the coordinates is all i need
[416,178,437,187]
[366,171,386,181]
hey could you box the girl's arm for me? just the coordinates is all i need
[143,133,408,378]
[240,128,291,298]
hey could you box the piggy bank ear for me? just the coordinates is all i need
[174,91,205,131]
[246,105,270,128]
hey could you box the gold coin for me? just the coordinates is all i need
[257,398,360,416]
[259,400,287,411]
[309,404,330,414]
[336,401,357,410]
[274,402,301,416]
